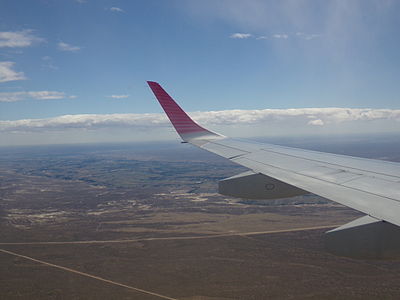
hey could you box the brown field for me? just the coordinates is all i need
[1,141,400,299]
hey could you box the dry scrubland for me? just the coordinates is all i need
[1,137,400,299]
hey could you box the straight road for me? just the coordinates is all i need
[0,224,338,246]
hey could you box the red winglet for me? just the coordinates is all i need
[147,81,214,139]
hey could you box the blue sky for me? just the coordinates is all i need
[1,0,400,145]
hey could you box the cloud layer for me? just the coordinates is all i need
[1,107,399,132]
[0,91,72,102]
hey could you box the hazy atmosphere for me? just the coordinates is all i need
[1,0,400,145]
[2,2,400,299]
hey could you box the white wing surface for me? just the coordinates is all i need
[148,81,400,258]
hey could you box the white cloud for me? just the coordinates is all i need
[1,107,400,132]
[272,34,288,39]
[308,119,324,126]
[0,61,26,83]
[0,30,43,48]
[230,33,252,39]
[0,91,68,102]
[296,32,321,40]
[58,42,81,52]
[108,95,129,99]
[110,7,124,13]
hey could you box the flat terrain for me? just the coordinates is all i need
[1,136,400,299]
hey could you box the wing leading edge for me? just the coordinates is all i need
[148,81,400,259]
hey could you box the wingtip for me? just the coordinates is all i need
[147,81,159,86]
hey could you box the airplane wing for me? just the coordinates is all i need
[148,81,400,259]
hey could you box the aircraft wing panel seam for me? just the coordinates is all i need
[258,148,400,180]
[258,143,400,167]
[228,153,247,160]
[214,138,400,167]
[207,139,400,181]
